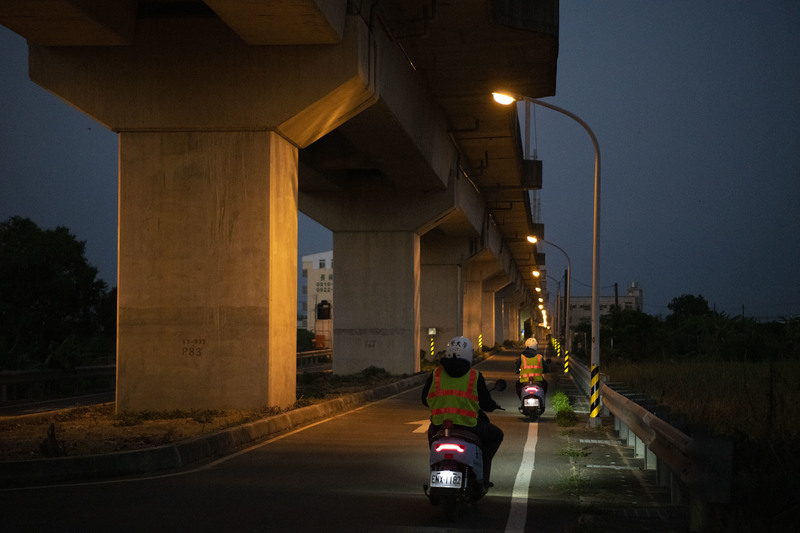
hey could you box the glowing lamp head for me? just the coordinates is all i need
[492,92,517,105]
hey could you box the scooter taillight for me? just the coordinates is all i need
[435,443,465,454]
[524,386,540,393]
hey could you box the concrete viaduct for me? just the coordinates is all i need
[0,1,559,412]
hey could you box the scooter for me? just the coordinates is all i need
[519,381,546,421]
[423,379,505,521]
[516,357,551,422]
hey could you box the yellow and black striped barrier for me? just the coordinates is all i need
[589,364,601,418]
[550,338,570,373]
[430,337,435,359]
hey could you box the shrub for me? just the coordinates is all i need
[552,390,577,426]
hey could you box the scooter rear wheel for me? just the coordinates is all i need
[442,495,457,521]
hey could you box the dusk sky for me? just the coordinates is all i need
[1,1,798,321]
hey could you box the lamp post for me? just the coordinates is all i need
[530,236,571,354]
[493,91,602,424]
[546,274,561,350]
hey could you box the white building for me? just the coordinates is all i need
[567,281,644,330]
[300,250,333,333]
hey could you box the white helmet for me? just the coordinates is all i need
[524,337,538,350]
[445,336,473,365]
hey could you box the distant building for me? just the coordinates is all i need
[567,281,643,330]
[300,251,333,333]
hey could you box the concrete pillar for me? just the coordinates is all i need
[520,304,537,340]
[420,232,471,358]
[463,257,501,350]
[509,300,522,341]
[333,231,420,375]
[117,131,297,410]
[496,283,523,344]
[463,267,482,348]
[481,273,509,349]
[420,262,461,358]
[494,285,508,345]
[480,290,495,349]
[25,15,376,411]
[301,178,475,376]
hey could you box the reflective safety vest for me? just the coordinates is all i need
[519,353,543,383]
[427,367,480,428]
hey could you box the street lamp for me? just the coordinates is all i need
[529,235,571,354]
[494,91,602,424]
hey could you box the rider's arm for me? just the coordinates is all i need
[476,373,500,412]
[421,372,433,407]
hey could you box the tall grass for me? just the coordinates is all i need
[604,358,799,440]
[605,358,800,531]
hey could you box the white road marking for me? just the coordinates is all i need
[406,419,430,433]
[586,464,640,470]
[505,421,538,533]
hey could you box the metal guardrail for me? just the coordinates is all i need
[296,349,332,367]
[0,365,116,384]
[566,354,591,393]
[0,365,116,402]
[2,350,334,402]
[601,385,733,502]
[568,356,732,532]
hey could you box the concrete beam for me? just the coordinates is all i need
[301,13,456,193]
[205,0,346,45]
[28,16,377,147]
[0,0,137,45]
[0,0,348,47]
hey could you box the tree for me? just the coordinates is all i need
[592,292,797,363]
[663,294,711,356]
[602,308,663,361]
[667,294,710,323]
[0,216,110,370]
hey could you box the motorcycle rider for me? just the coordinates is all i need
[516,337,549,410]
[422,336,504,489]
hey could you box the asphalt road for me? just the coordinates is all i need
[0,353,684,532]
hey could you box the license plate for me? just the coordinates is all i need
[430,470,463,488]
[524,398,540,407]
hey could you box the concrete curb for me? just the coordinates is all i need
[0,373,429,488]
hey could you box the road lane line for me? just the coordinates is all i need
[505,421,538,533]
[406,419,431,433]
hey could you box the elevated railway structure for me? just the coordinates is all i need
[0,1,559,411]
